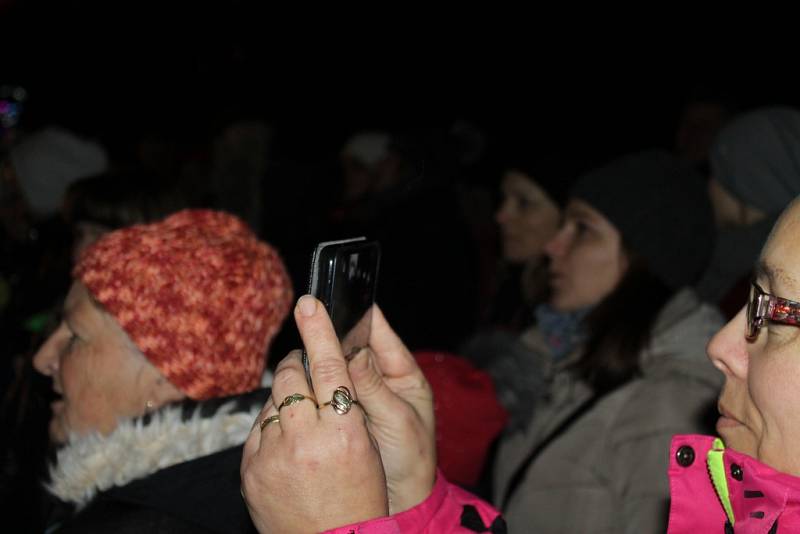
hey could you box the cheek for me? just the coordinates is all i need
[60,350,131,436]
[749,350,800,437]
[566,245,623,299]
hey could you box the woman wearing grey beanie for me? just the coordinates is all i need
[493,149,724,532]
[697,107,800,317]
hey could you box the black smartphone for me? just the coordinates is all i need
[302,237,381,384]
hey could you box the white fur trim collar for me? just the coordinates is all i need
[47,401,260,507]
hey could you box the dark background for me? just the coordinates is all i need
[5,2,799,171]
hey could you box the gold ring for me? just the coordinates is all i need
[259,414,280,431]
[322,386,359,415]
[278,393,318,411]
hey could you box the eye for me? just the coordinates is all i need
[62,330,78,356]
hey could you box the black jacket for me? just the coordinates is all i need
[47,390,265,533]
[52,444,256,533]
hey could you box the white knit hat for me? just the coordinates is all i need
[9,126,108,217]
[341,132,391,170]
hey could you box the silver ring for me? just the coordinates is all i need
[322,386,358,415]
[259,414,280,431]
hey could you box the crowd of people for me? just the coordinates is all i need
[4,77,800,533]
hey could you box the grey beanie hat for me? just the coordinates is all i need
[710,106,800,215]
[570,149,714,290]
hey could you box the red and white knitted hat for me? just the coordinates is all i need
[75,209,293,400]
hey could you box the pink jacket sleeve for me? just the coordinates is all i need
[323,471,504,533]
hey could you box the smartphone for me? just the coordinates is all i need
[302,237,381,384]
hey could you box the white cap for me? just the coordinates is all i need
[10,126,108,217]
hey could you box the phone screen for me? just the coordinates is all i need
[303,238,381,383]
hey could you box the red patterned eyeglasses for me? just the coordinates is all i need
[746,280,800,340]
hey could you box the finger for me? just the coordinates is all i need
[270,350,319,429]
[294,295,357,413]
[347,347,400,421]
[244,397,278,459]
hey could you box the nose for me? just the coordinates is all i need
[495,198,512,225]
[707,306,749,380]
[544,224,570,260]
[32,323,67,376]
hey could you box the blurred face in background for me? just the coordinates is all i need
[544,199,629,312]
[496,171,561,263]
[708,177,766,228]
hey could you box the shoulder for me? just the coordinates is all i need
[641,288,724,386]
[603,373,717,446]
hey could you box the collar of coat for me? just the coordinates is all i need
[46,391,264,507]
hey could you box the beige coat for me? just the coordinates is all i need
[493,289,724,533]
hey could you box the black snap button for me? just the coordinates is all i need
[676,445,695,467]
[731,463,743,481]
[724,520,734,534]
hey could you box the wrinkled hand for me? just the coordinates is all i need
[240,296,388,534]
[347,305,437,514]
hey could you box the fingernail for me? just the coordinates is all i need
[297,295,317,317]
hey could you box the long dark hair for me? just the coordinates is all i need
[573,253,673,394]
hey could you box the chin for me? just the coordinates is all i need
[717,428,757,458]
[49,419,67,445]
[549,296,580,313]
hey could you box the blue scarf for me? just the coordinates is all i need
[534,303,590,361]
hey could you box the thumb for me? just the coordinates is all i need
[348,348,399,419]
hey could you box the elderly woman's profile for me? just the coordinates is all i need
[34,209,293,533]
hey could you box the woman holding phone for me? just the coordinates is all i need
[243,191,800,533]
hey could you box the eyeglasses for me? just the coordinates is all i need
[746,280,800,340]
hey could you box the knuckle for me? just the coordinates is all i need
[311,358,346,384]
[272,365,298,390]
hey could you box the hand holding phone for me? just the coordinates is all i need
[303,237,380,383]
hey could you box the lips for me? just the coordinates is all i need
[716,404,743,429]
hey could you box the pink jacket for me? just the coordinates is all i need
[668,434,800,533]
[327,434,800,533]
[324,471,504,533]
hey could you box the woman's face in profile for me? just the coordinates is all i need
[495,171,561,263]
[708,199,800,475]
[543,199,629,312]
[32,282,172,443]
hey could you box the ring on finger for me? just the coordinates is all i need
[259,414,280,431]
[322,386,359,415]
[278,393,319,412]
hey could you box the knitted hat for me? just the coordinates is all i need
[9,126,108,217]
[570,149,714,290]
[415,351,508,487]
[75,209,294,400]
[341,132,392,170]
[710,107,800,215]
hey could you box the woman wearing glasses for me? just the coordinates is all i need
[668,197,800,533]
